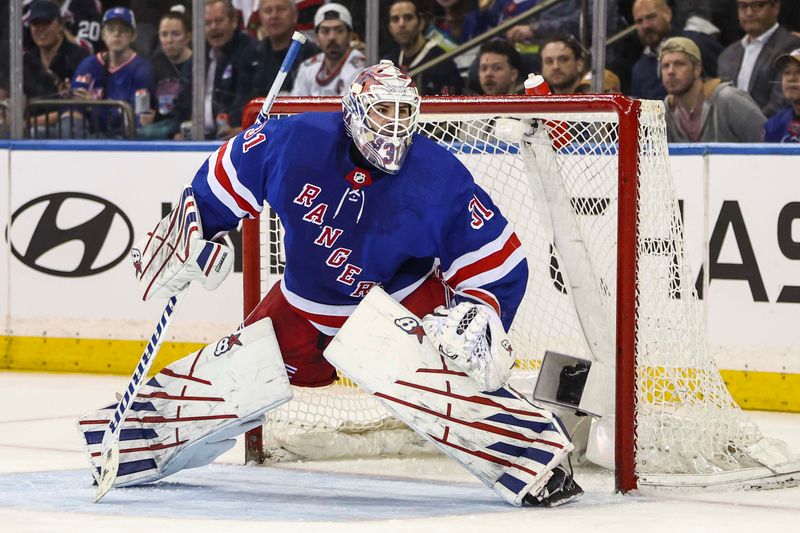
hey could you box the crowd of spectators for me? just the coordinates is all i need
[1,0,799,143]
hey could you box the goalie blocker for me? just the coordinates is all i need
[131,185,234,301]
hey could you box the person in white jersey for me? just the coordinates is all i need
[291,3,365,96]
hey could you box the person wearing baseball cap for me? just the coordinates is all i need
[628,0,722,101]
[24,0,89,137]
[764,48,800,142]
[25,0,88,100]
[97,6,138,70]
[660,36,766,142]
[28,0,62,24]
[291,3,365,96]
[313,3,353,31]
[67,6,155,136]
[575,69,622,95]
[102,6,137,32]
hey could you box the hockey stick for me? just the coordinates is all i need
[256,31,307,124]
[93,31,307,503]
[94,292,184,502]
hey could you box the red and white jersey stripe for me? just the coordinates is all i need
[443,223,525,301]
[205,139,262,219]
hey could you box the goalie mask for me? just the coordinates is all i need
[342,60,421,174]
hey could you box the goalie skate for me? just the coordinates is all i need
[523,463,584,508]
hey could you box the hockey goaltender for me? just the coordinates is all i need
[78,60,583,508]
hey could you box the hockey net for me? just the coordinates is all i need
[240,95,798,492]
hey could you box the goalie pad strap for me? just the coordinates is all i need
[324,288,573,506]
[77,317,292,487]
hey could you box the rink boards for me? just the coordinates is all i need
[0,140,799,411]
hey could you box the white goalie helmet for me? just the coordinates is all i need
[342,60,421,174]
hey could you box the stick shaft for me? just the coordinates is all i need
[101,293,182,446]
[256,31,307,124]
[94,291,184,501]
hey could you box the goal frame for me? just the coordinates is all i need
[239,95,643,493]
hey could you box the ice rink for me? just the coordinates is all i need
[1,371,799,532]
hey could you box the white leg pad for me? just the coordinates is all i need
[324,288,574,506]
[77,317,292,487]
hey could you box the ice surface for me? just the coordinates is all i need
[1,372,799,532]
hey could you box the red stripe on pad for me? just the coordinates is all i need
[137,391,225,402]
[90,438,189,457]
[429,432,539,477]
[159,367,211,385]
[415,368,468,377]
[126,413,238,424]
[395,380,546,418]
[374,391,563,448]
[203,244,221,276]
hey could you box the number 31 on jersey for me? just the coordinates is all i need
[469,195,494,229]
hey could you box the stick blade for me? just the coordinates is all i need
[94,441,120,503]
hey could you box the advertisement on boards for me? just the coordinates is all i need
[2,143,800,377]
[4,145,241,344]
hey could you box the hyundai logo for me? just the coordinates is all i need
[7,192,133,277]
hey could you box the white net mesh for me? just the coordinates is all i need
[246,98,794,487]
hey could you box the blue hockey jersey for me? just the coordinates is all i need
[71,52,155,131]
[191,112,528,334]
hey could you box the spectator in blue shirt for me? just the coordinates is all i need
[764,47,800,142]
[69,7,156,137]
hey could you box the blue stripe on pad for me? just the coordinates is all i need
[84,430,104,445]
[195,241,214,269]
[183,212,197,239]
[117,458,158,477]
[497,473,527,495]
[481,388,516,399]
[84,428,159,445]
[130,401,157,412]
[488,442,554,465]
[486,413,555,434]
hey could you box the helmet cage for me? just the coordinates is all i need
[343,63,421,174]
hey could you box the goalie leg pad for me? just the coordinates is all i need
[77,317,292,487]
[324,288,575,507]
